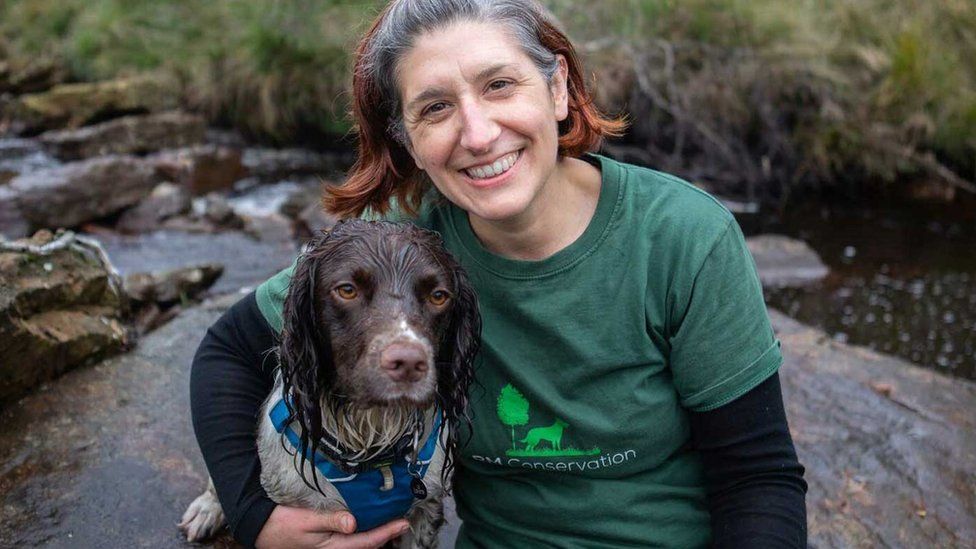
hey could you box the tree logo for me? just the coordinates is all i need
[495,383,600,458]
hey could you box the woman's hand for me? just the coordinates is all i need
[255,505,410,549]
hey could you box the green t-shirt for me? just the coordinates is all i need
[256,155,781,548]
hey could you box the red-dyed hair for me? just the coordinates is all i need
[324,2,627,219]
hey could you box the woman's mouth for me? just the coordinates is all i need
[461,150,522,185]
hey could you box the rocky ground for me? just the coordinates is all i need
[1,293,973,548]
[1,76,973,548]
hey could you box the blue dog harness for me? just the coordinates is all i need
[269,398,442,532]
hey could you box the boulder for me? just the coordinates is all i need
[115,182,192,234]
[747,234,829,287]
[39,111,207,161]
[242,147,343,181]
[123,263,223,306]
[0,230,128,404]
[0,155,160,239]
[150,145,247,195]
[2,74,181,135]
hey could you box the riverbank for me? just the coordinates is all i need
[2,0,974,203]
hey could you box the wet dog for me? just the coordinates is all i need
[180,219,480,548]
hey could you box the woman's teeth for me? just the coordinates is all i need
[464,151,519,179]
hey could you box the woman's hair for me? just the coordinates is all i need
[325,0,627,219]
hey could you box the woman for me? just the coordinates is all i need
[190,0,807,547]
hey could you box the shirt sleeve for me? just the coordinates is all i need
[689,372,808,547]
[189,292,278,547]
[668,219,782,412]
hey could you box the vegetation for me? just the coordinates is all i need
[1,0,974,201]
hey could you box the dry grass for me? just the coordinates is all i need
[1,0,973,198]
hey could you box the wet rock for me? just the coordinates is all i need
[2,74,180,135]
[123,263,223,305]
[0,155,160,239]
[0,295,235,548]
[150,145,248,195]
[747,234,829,287]
[242,147,341,181]
[115,182,192,234]
[297,202,337,242]
[39,111,207,161]
[775,310,976,548]
[0,230,128,404]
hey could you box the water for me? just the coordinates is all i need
[747,199,976,380]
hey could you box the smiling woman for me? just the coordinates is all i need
[190,1,808,548]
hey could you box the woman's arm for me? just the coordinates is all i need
[688,372,808,548]
[189,292,280,545]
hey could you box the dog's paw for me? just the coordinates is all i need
[178,491,226,542]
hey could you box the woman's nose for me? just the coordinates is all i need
[458,99,500,154]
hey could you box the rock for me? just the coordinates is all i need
[0,230,128,404]
[39,111,207,161]
[115,182,192,234]
[150,145,248,195]
[773,310,976,548]
[242,147,342,181]
[90,229,297,296]
[2,74,181,134]
[297,201,337,242]
[746,234,829,287]
[1,155,160,239]
[197,194,243,229]
[123,263,223,305]
[0,297,232,548]
[0,58,66,95]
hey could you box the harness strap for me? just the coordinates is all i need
[269,398,443,531]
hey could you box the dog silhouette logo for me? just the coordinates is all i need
[496,384,600,458]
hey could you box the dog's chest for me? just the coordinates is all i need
[255,392,446,530]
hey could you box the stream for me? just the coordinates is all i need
[746,198,976,380]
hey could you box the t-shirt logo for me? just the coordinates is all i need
[496,384,600,457]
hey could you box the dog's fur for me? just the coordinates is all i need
[180,220,480,547]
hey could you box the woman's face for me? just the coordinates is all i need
[398,20,569,225]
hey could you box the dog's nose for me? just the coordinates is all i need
[380,343,429,382]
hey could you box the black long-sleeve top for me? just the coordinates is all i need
[189,292,807,548]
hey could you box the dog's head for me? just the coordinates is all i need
[278,219,480,478]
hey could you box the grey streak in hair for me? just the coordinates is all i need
[362,0,562,145]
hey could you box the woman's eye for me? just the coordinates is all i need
[487,79,511,92]
[335,284,358,300]
[422,102,448,117]
[428,290,450,306]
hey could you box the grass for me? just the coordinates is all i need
[506,447,602,458]
[1,0,974,198]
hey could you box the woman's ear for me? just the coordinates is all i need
[551,54,570,122]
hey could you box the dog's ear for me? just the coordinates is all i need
[437,263,481,484]
[279,233,335,486]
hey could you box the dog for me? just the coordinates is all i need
[521,419,568,452]
[179,219,480,547]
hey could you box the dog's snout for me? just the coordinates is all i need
[380,343,429,382]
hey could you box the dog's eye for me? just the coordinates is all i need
[335,284,358,300]
[428,290,450,306]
